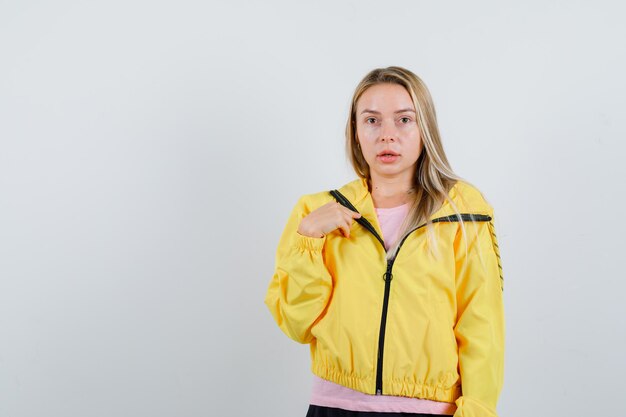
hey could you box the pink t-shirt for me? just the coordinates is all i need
[309,203,457,415]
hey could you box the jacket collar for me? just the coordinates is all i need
[335,177,494,223]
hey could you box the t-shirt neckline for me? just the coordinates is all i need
[375,202,410,213]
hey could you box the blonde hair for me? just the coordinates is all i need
[345,66,477,260]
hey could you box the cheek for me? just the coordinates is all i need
[403,131,422,159]
[406,129,422,148]
[356,124,367,138]
[359,142,375,159]
[357,139,377,162]
[356,126,374,146]
[403,124,420,138]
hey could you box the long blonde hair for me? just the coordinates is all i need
[345,66,476,260]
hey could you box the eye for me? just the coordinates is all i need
[365,117,377,124]
[400,117,411,124]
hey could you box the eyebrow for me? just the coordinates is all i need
[360,108,416,115]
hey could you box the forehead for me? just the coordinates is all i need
[356,83,414,113]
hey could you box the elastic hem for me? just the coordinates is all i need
[388,377,461,403]
[311,362,372,394]
[311,362,461,404]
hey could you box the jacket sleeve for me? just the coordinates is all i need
[263,195,334,344]
[452,210,505,417]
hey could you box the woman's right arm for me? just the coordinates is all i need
[263,195,332,344]
[264,195,360,344]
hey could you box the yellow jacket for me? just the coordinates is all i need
[264,178,505,417]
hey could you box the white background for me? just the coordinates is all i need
[1,1,624,416]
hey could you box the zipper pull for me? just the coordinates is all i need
[383,260,393,281]
[376,388,382,395]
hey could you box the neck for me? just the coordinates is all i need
[368,172,414,208]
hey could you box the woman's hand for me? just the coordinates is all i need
[297,201,362,238]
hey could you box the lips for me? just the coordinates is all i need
[377,151,400,164]
[377,150,400,156]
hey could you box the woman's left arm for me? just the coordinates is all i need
[452,210,505,417]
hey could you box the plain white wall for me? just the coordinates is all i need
[1,1,624,416]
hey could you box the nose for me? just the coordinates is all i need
[380,121,397,143]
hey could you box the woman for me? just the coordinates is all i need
[264,66,505,417]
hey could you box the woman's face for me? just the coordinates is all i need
[355,83,422,181]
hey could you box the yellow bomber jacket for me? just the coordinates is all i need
[264,178,505,417]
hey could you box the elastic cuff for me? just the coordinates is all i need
[453,396,499,417]
[294,232,326,252]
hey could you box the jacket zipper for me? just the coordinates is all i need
[376,259,393,394]
[329,189,491,395]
